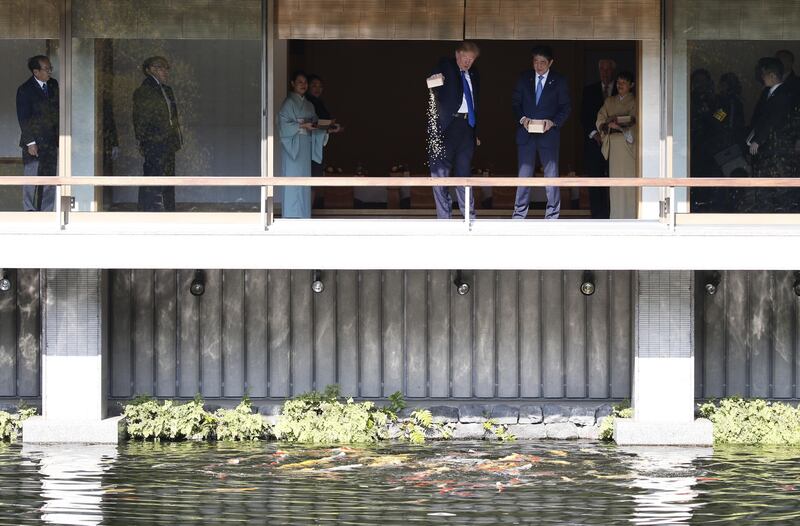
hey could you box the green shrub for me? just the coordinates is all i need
[599,402,633,441]
[274,386,389,443]
[699,397,800,445]
[0,407,36,442]
[483,418,516,442]
[396,409,453,444]
[124,396,215,441]
[214,399,268,441]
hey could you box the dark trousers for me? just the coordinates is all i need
[514,138,560,219]
[430,117,475,219]
[584,138,610,219]
[22,146,57,212]
[138,147,176,212]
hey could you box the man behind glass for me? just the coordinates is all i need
[16,55,58,211]
[133,56,182,212]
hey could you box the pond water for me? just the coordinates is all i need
[1,440,799,525]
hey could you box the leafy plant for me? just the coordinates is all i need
[382,391,406,421]
[215,398,268,441]
[124,396,215,441]
[273,386,389,444]
[0,407,36,442]
[483,418,516,442]
[397,409,453,444]
[699,397,800,445]
[598,401,633,441]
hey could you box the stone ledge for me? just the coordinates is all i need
[614,419,713,446]
[22,416,126,444]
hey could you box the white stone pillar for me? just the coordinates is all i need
[615,270,712,445]
[23,269,124,443]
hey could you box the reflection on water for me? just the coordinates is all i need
[1,441,800,525]
[22,445,117,526]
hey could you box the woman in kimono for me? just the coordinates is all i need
[278,71,327,218]
[596,71,638,219]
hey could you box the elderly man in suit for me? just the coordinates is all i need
[580,59,616,219]
[16,55,59,211]
[426,41,480,219]
[133,56,182,212]
[512,45,571,219]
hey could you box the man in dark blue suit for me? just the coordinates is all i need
[512,45,571,219]
[16,55,59,211]
[427,41,480,219]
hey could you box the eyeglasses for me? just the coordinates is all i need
[38,67,53,73]
[151,64,170,71]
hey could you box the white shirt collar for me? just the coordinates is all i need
[768,82,783,97]
[536,70,550,84]
[33,77,46,89]
[150,74,161,86]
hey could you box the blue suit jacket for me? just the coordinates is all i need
[16,76,59,150]
[512,70,571,146]
[431,57,479,132]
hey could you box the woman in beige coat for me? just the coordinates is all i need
[596,71,637,219]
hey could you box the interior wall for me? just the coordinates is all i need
[288,40,635,178]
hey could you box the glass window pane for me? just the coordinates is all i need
[71,0,263,212]
[0,0,60,211]
[673,1,800,214]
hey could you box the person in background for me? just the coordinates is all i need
[426,41,481,220]
[689,68,718,211]
[306,74,343,180]
[711,73,746,211]
[16,55,58,211]
[596,71,637,219]
[512,45,571,220]
[580,58,616,219]
[278,71,328,218]
[133,56,182,212]
[746,57,794,212]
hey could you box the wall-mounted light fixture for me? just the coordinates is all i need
[0,271,11,293]
[190,270,206,297]
[704,271,721,296]
[453,270,470,296]
[580,271,595,296]
[311,270,324,294]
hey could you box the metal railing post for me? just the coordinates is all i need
[464,186,471,231]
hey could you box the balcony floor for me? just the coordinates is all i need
[0,213,799,269]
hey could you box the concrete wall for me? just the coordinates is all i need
[104,269,635,401]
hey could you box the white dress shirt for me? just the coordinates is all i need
[457,69,474,113]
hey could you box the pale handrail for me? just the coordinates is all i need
[0,176,799,187]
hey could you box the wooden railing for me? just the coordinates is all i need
[1,176,799,229]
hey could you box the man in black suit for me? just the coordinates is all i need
[16,55,58,211]
[133,56,182,212]
[426,41,480,219]
[512,45,571,219]
[580,59,616,219]
[747,57,795,212]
